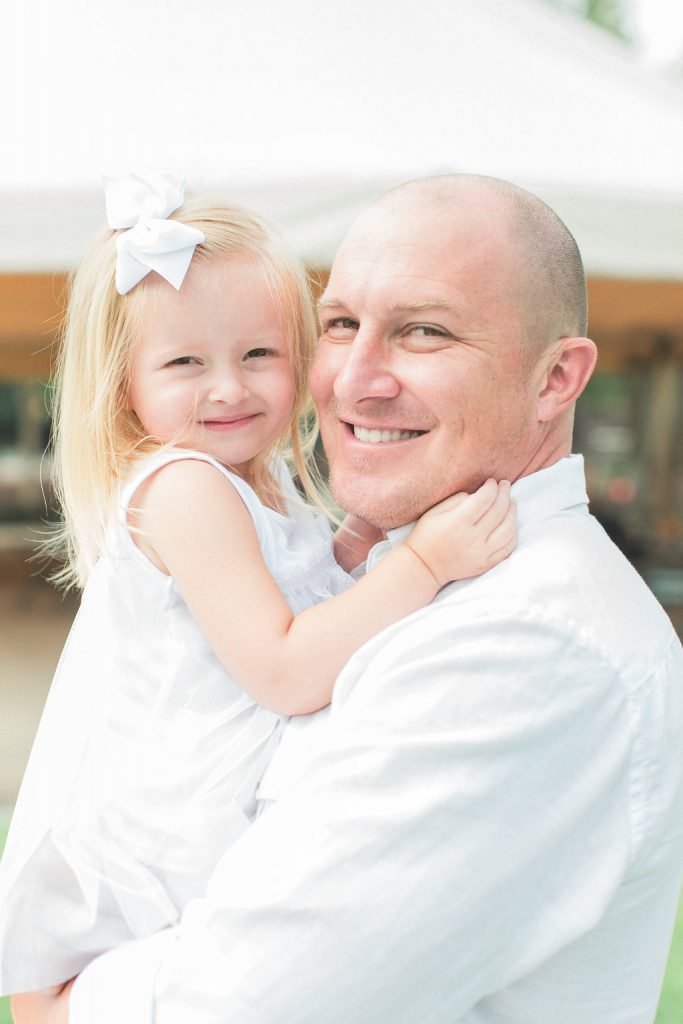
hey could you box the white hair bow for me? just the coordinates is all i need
[103,172,205,295]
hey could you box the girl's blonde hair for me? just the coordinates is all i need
[48,197,328,590]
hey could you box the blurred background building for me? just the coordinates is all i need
[1,0,682,807]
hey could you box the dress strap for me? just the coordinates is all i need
[118,448,267,530]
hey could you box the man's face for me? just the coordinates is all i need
[310,200,546,529]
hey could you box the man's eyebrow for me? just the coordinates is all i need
[317,297,346,312]
[389,301,457,313]
[316,299,457,313]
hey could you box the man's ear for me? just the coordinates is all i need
[536,337,597,423]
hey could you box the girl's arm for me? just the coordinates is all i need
[131,462,515,716]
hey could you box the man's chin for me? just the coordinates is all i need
[330,479,431,532]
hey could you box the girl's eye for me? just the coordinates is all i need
[167,356,199,366]
[245,347,271,359]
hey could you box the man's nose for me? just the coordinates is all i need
[332,329,400,405]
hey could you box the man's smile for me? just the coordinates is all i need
[348,423,427,444]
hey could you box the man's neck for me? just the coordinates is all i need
[510,421,573,484]
[370,455,587,569]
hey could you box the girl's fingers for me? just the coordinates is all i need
[427,491,472,514]
[485,517,517,562]
[487,536,517,565]
[471,482,512,532]
[452,478,501,522]
[428,479,513,524]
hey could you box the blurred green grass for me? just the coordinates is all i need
[656,891,683,1024]
[0,816,680,1023]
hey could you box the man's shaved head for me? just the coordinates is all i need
[313,172,597,524]
[369,174,588,354]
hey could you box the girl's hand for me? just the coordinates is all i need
[405,479,516,588]
[11,980,73,1024]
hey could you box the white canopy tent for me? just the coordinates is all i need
[2,0,683,277]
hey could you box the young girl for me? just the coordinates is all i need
[0,173,515,994]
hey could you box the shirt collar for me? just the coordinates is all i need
[366,454,588,570]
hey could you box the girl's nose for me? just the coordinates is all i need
[207,372,250,405]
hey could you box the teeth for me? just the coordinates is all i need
[353,425,422,443]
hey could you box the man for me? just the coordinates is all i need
[16,175,683,1023]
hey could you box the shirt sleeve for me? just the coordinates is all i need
[71,603,634,1024]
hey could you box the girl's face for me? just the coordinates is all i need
[127,256,296,475]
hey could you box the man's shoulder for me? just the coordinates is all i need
[426,508,677,685]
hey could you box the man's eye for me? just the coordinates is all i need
[410,325,448,337]
[331,317,358,329]
[324,317,359,339]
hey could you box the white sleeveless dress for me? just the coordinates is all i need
[0,449,353,993]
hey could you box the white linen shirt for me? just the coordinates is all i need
[70,455,683,1024]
